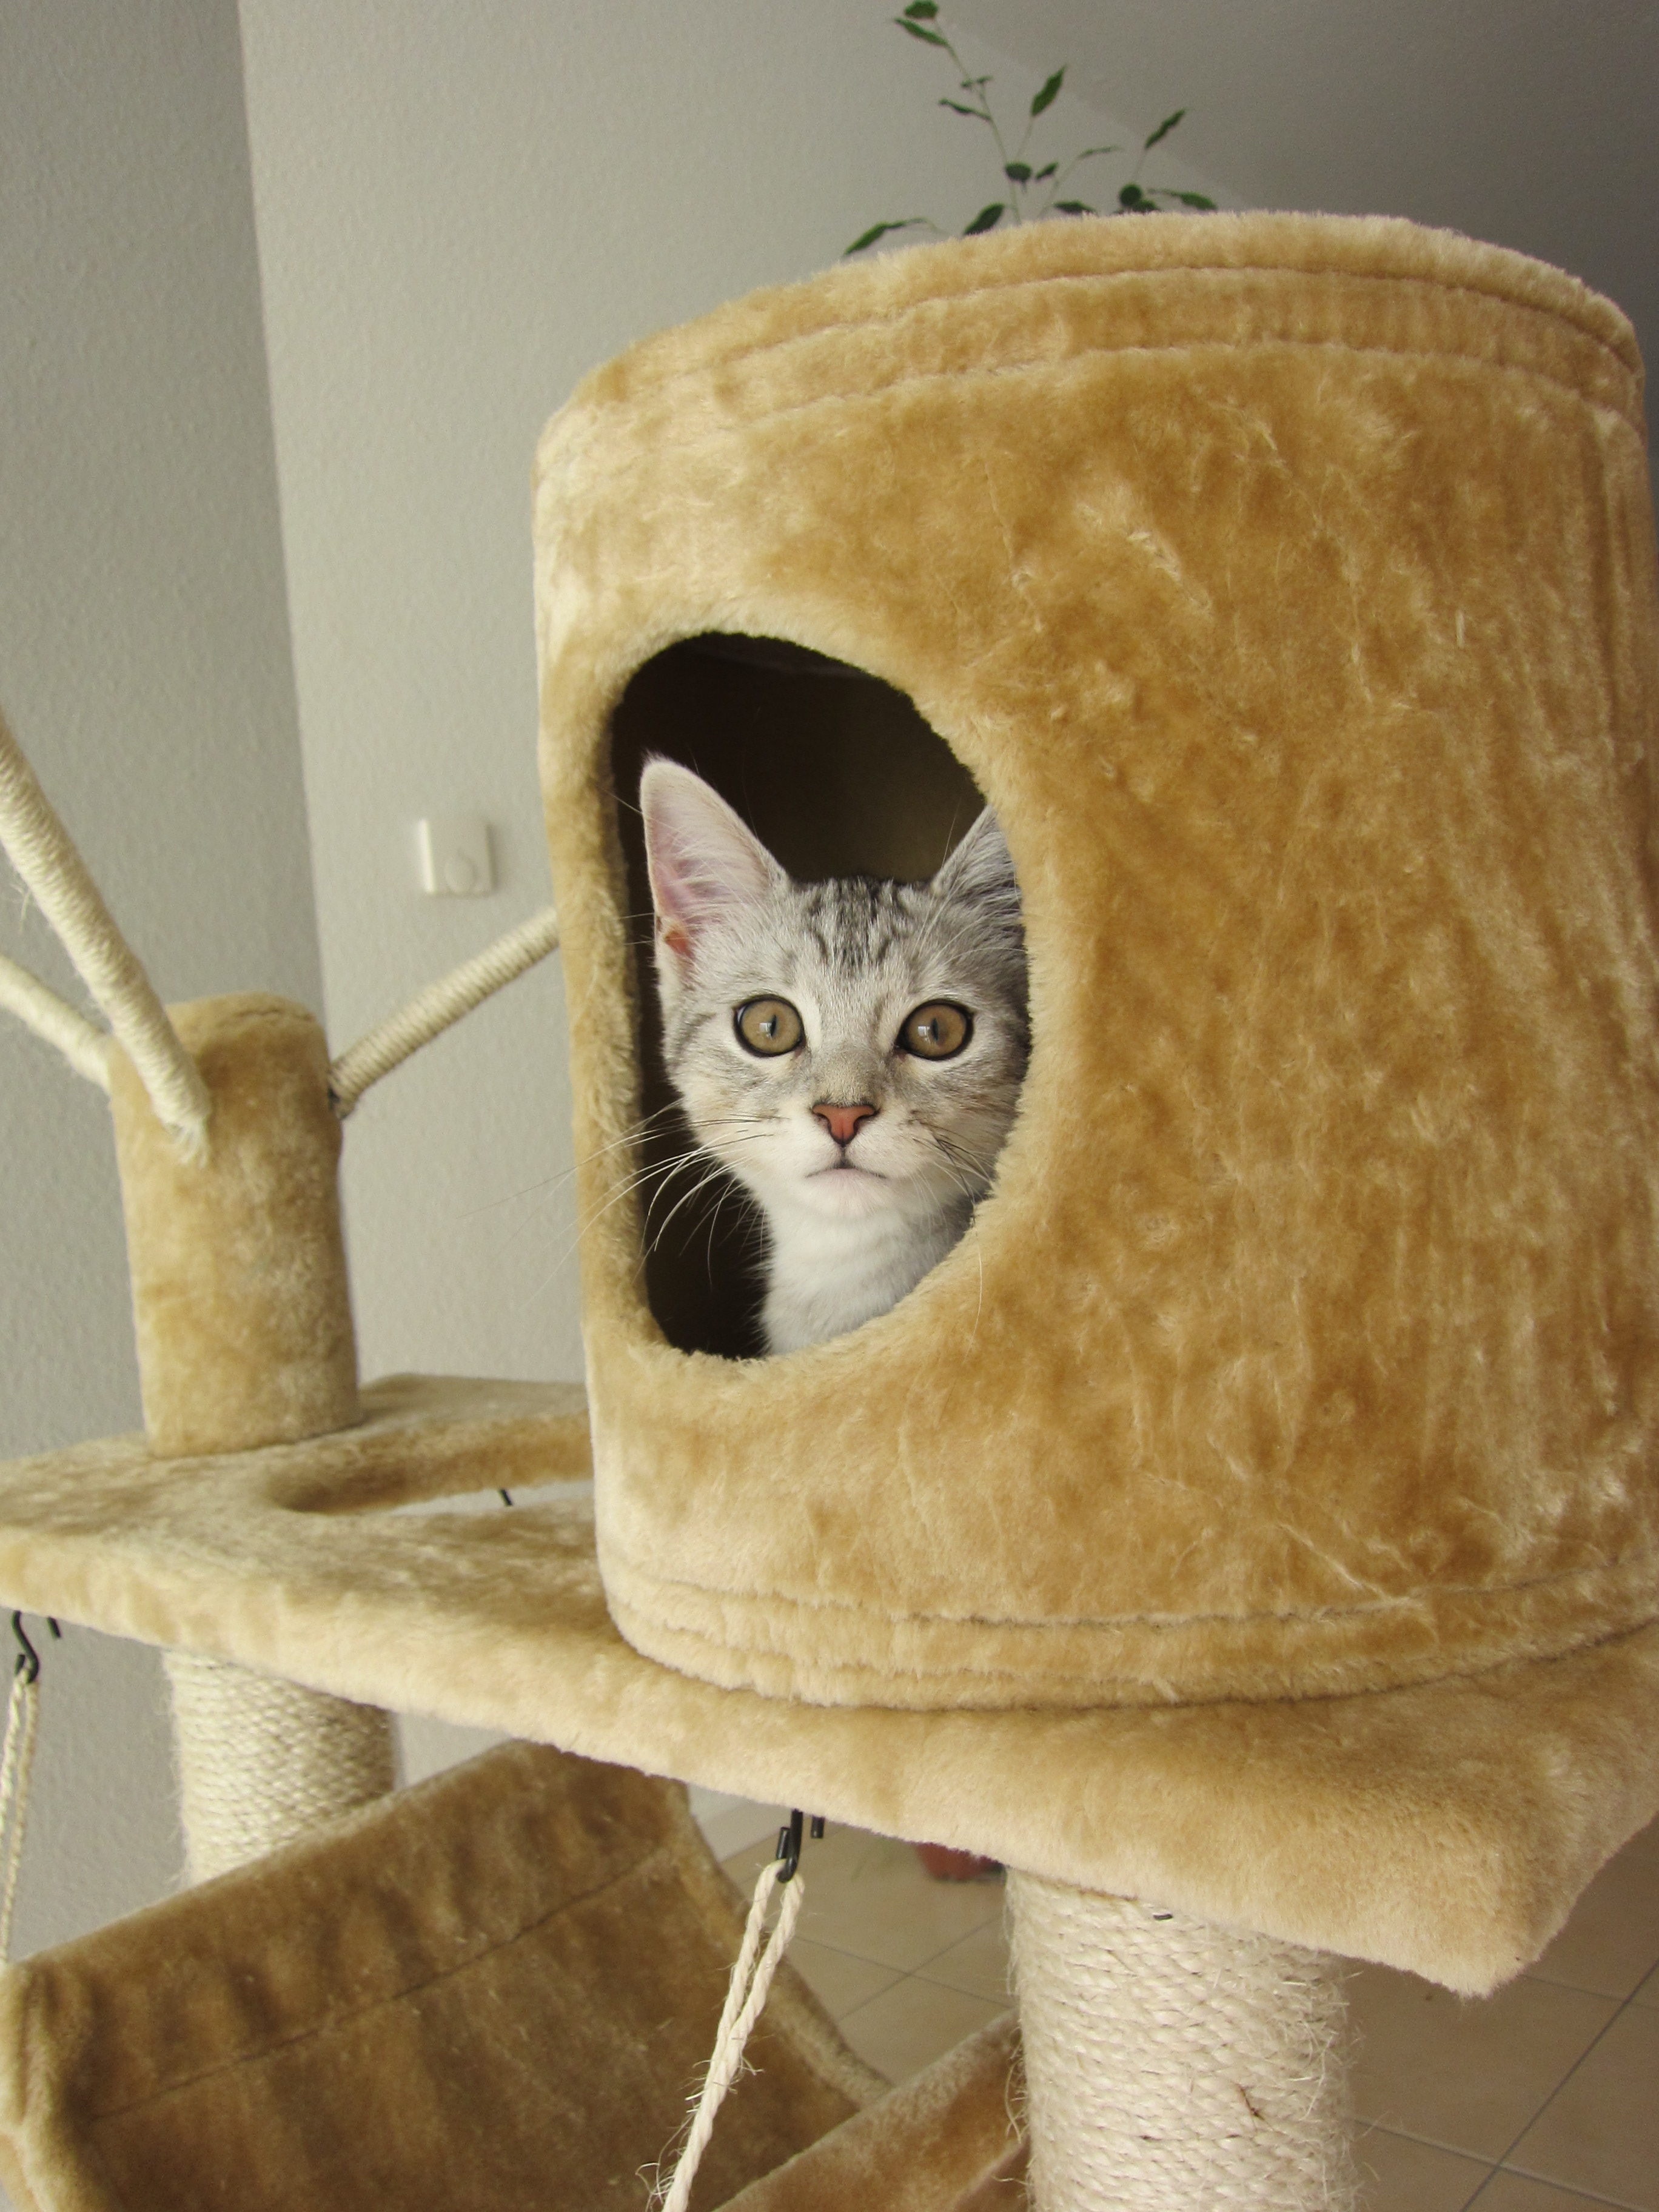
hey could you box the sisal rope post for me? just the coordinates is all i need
[165,1652,395,1884]
[1006,1872,1356,2212]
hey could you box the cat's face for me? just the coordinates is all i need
[639,759,1028,1236]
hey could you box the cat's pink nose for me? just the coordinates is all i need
[813,1101,877,1147]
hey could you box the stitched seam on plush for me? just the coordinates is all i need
[600,1538,1659,1639]
[541,358,1638,530]
[72,1838,687,2122]
[610,1597,1659,1701]
[558,260,1638,427]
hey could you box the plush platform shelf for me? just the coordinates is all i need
[0,1372,1654,1994]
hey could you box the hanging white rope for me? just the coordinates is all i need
[0,1664,42,1965]
[328,902,560,1116]
[653,1857,807,2212]
[0,947,113,1089]
[0,706,209,1156]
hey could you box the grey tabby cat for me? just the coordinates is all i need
[640,758,1028,1353]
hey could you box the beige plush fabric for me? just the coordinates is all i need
[0,1741,894,2212]
[109,996,358,1456]
[532,212,1659,1714]
[0,1382,1652,1992]
[718,2017,1025,2211]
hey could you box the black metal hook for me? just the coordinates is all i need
[11,1614,60,1686]
[774,1810,826,1885]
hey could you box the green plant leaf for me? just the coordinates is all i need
[940,98,990,118]
[1072,144,1120,163]
[1030,67,1065,117]
[1142,108,1185,150]
[1005,162,1032,183]
[963,201,1007,234]
[1118,181,1151,210]
[1034,162,1058,181]
[902,1,939,16]
[845,217,927,255]
[894,16,948,45]
[1053,199,1096,215]
[1139,186,1217,213]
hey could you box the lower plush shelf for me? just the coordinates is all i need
[0,1372,1655,1995]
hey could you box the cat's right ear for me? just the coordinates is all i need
[639,759,780,964]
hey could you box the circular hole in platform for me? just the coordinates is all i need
[609,633,1013,1359]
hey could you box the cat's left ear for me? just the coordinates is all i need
[640,758,783,963]
[933,808,1020,908]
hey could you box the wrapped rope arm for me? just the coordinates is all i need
[2,697,560,1135]
[328,902,560,1115]
[0,705,209,1154]
[0,950,112,1091]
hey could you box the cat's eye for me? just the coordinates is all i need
[735,997,804,1056]
[899,1002,972,1059]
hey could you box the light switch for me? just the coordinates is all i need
[417,815,494,897]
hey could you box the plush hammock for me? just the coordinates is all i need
[0,210,1656,2210]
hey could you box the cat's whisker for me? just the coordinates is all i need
[966,1226,986,1350]
[542,1147,730,1286]
[481,1105,699,1255]
[638,1138,776,1254]
[646,1162,746,1256]
[560,1139,726,1249]
[481,1101,691,1218]
[545,1162,687,1272]
[518,1100,777,1285]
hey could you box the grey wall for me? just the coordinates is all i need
[0,0,323,1955]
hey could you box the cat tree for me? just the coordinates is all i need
[0,210,1657,2210]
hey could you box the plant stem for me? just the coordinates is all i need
[933,28,1025,221]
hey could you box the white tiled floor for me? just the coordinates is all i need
[725,1812,1659,2211]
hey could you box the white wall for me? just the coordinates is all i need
[0,0,324,1960]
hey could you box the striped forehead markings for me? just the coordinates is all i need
[801,877,925,972]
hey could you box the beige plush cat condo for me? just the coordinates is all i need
[0,210,1657,2211]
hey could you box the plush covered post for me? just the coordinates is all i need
[1007,1872,1354,2211]
[535,214,1659,1717]
[109,993,391,1872]
[108,994,359,1456]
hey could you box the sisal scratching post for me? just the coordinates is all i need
[110,995,394,1878]
[1007,1873,1354,2212]
[164,1652,393,1885]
